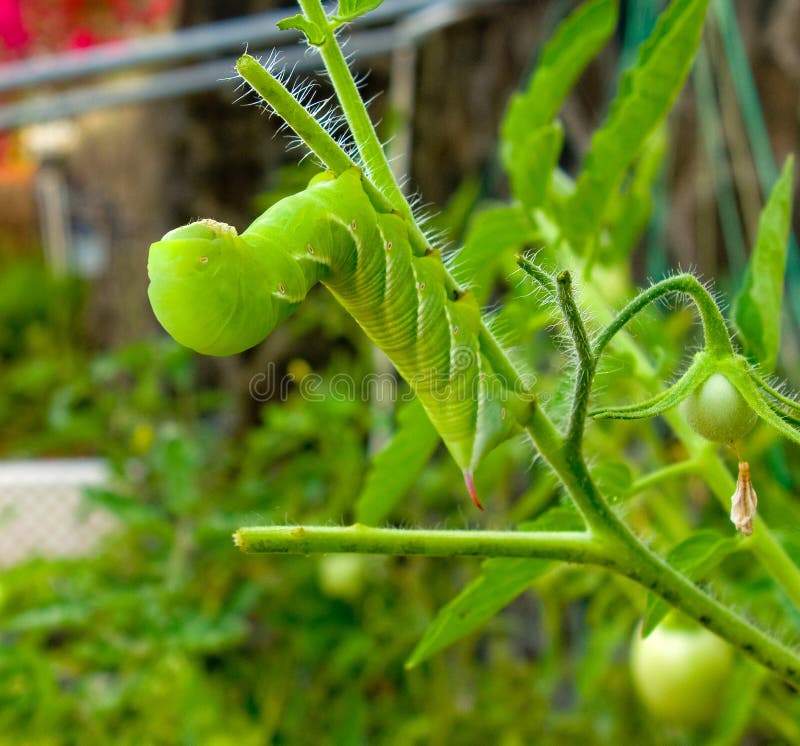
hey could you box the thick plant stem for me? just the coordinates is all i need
[235,525,608,565]
[521,407,636,541]
[234,525,800,688]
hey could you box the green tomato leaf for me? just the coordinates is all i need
[590,460,633,499]
[355,399,439,526]
[506,122,564,211]
[276,14,325,44]
[406,508,585,668]
[456,204,536,303]
[732,156,795,370]
[602,128,666,262]
[83,486,165,526]
[642,530,738,636]
[405,554,550,669]
[500,0,617,209]
[332,0,385,25]
[501,0,618,139]
[559,0,710,252]
[5,600,94,632]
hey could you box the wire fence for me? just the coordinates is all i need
[0,459,114,566]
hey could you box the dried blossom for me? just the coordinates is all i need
[730,461,758,536]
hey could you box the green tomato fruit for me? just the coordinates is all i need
[680,373,757,443]
[630,622,734,726]
[318,554,367,601]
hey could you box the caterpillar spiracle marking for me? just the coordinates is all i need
[147,168,533,508]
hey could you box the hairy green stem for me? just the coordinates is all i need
[236,54,409,238]
[237,54,353,175]
[516,255,557,297]
[593,273,734,359]
[752,373,800,413]
[556,270,596,450]
[522,407,614,536]
[234,520,800,688]
[235,524,607,564]
[296,0,410,218]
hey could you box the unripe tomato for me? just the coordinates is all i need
[318,554,367,600]
[680,373,757,443]
[630,621,734,726]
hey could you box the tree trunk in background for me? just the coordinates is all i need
[69,106,173,346]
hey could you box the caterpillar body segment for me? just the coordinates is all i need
[148,168,532,488]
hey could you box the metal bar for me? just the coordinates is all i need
[0,29,397,130]
[0,0,454,93]
[0,0,516,131]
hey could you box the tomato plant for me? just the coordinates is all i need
[146,0,800,707]
[7,0,800,742]
[631,621,734,726]
[680,373,758,443]
[317,554,368,600]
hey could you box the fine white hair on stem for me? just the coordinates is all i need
[234,52,371,171]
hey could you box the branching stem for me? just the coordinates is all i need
[231,3,800,689]
[627,458,700,497]
[296,0,413,222]
[235,518,800,688]
[594,273,734,360]
[236,55,400,222]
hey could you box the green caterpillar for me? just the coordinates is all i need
[148,168,532,507]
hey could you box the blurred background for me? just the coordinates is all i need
[0,0,799,743]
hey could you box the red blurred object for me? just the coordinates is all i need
[0,0,28,54]
[0,0,179,60]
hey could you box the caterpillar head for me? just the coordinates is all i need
[147,219,292,356]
